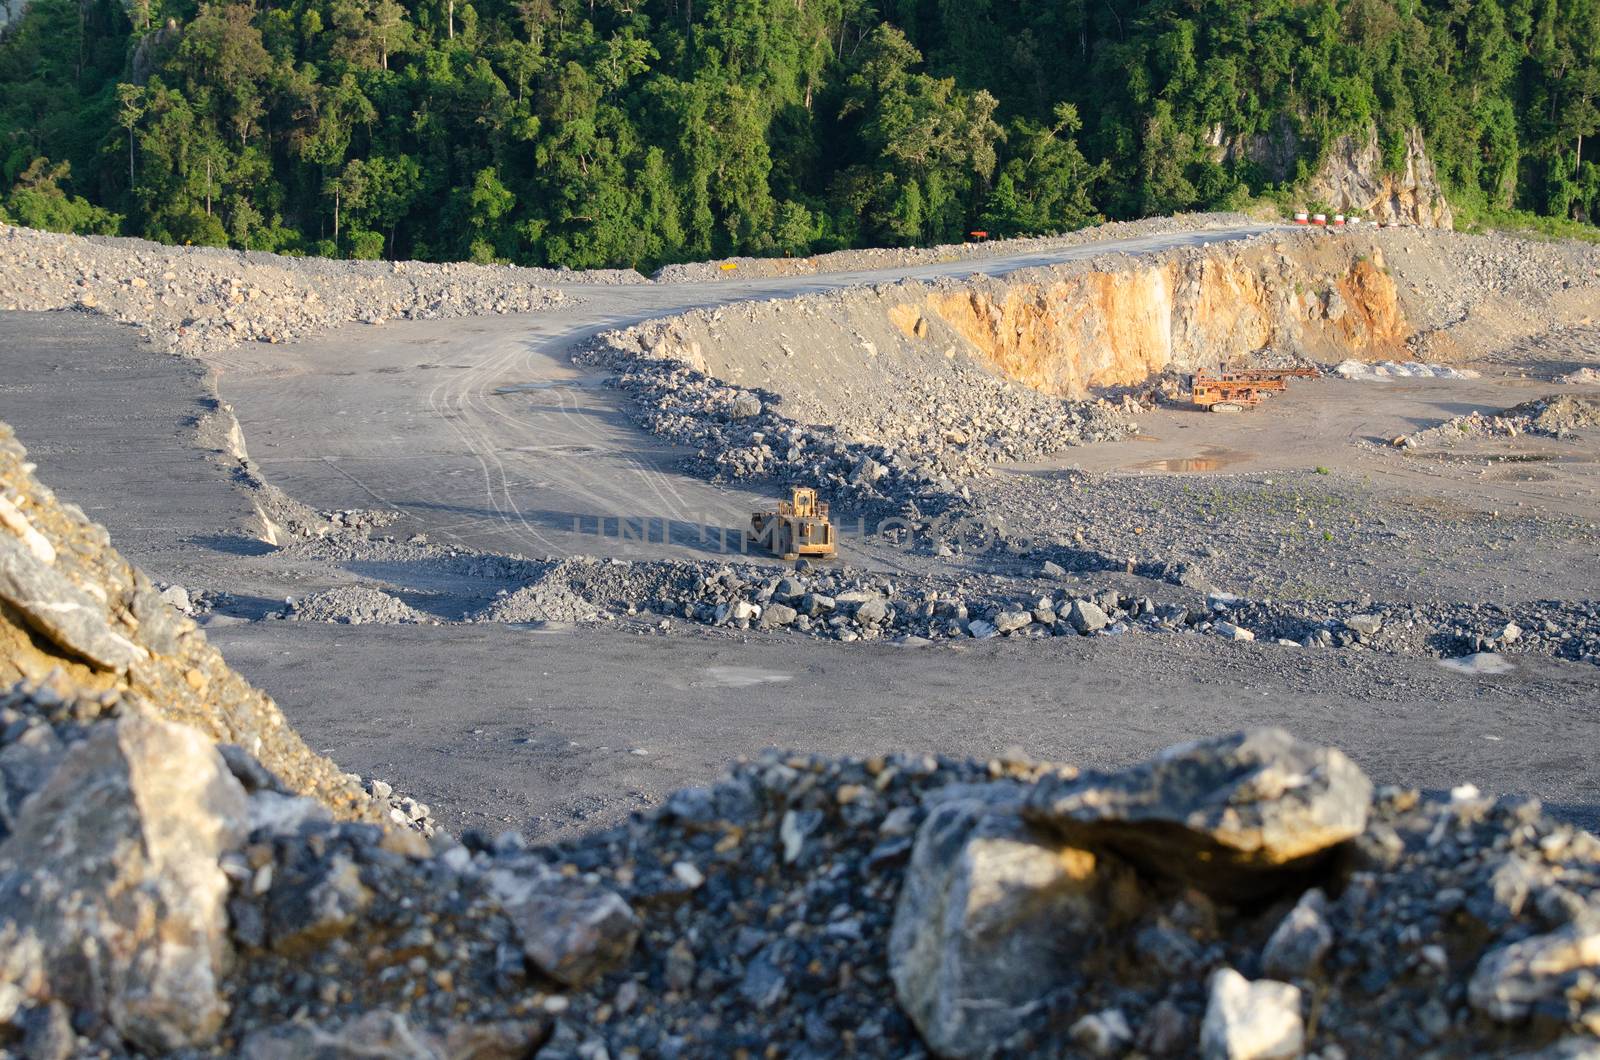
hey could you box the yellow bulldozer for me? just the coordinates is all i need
[749,487,837,561]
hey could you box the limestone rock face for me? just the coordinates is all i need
[1024,728,1372,897]
[0,713,247,1051]
[889,787,1135,1060]
[913,238,1409,400]
[1307,125,1454,229]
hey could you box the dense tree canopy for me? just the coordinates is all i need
[1,0,1597,268]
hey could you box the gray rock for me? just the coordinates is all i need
[761,603,798,628]
[1070,1008,1133,1056]
[1024,729,1372,897]
[1344,614,1382,638]
[20,1000,77,1060]
[1039,560,1067,578]
[1469,912,1600,1022]
[854,597,889,625]
[799,592,835,616]
[0,533,144,671]
[1261,888,1332,978]
[889,791,1132,1060]
[1215,620,1255,642]
[992,610,1033,634]
[267,852,372,953]
[729,392,762,419]
[217,742,291,795]
[0,714,247,1051]
[1067,599,1110,634]
[0,720,65,840]
[1201,968,1303,1060]
[740,945,789,1010]
[490,870,641,988]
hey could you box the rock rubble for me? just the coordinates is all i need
[2,433,1599,1057]
[0,223,583,355]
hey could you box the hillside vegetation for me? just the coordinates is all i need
[0,0,1597,269]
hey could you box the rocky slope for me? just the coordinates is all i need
[1307,125,1455,229]
[0,223,587,355]
[1217,120,1454,229]
[0,420,370,816]
[3,420,1600,1058]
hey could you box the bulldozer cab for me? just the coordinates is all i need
[779,487,823,518]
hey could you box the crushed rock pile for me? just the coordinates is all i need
[4,682,1599,1058]
[285,586,432,626]
[0,224,596,355]
[576,327,1137,517]
[434,549,1600,665]
[1394,394,1600,449]
[476,575,605,625]
[2,421,1598,1057]
[1333,358,1479,381]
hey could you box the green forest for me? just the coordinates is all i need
[0,0,1597,269]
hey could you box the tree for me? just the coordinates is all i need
[981,103,1106,235]
[3,157,122,234]
[116,83,145,188]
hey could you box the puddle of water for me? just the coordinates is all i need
[1133,447,1253,473]
[1438,652,1514,676]
[701,666,794,689]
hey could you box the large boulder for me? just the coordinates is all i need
[1024,729,1372,897]
[0,421,373,820]
[0,712,247,1051]
[889,787,1137,1059]
[489,868,641,988]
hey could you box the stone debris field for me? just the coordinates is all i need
[1,213,1599,1057]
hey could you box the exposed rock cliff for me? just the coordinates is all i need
[1308,125,1454,229]
[1217,118,1453,229]
[904,233,1407,398]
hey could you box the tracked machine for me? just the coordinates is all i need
[750,487,837,561]
[1189,366,1321,412]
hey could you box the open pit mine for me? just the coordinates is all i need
[2,211,1600,1058]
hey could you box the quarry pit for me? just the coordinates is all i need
[1,212,1600,1056]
